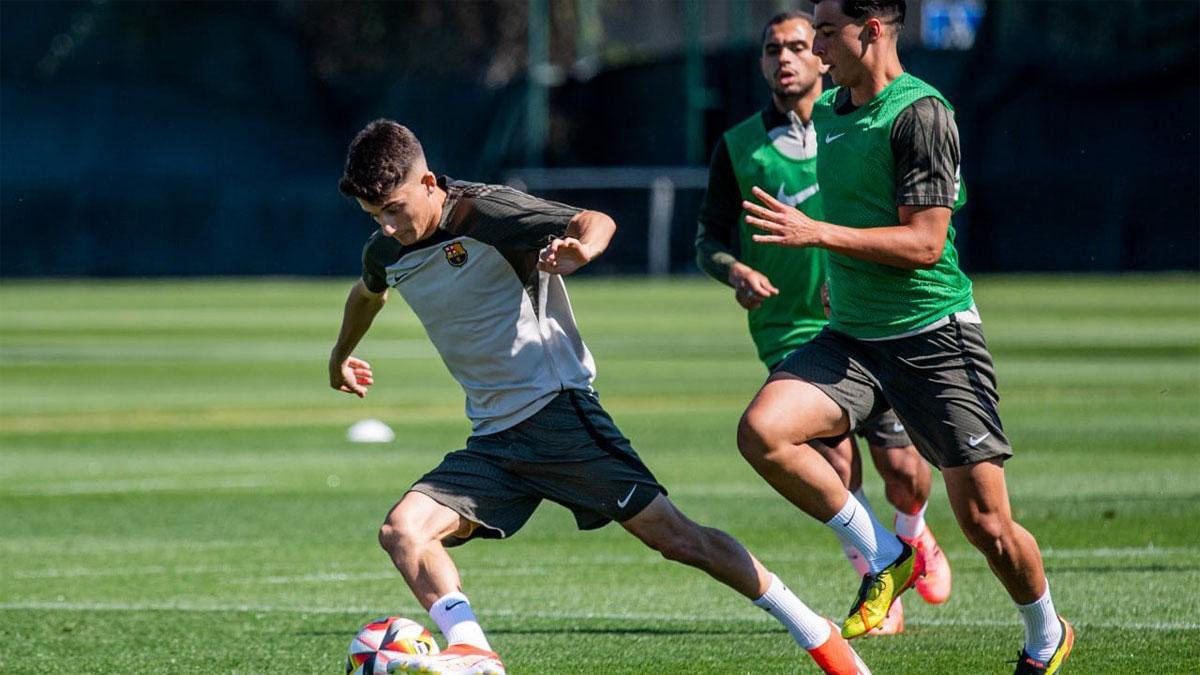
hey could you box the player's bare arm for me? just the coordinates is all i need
[537,209,616,275]
[744,185,951,270]
[328,279,386,398]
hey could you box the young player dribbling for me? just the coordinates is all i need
[329,119,871,674]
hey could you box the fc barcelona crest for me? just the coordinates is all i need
[443,242,468,267]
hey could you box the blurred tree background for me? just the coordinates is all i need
[1,0,1196,276]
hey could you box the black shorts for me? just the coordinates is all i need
[409,389,665,545]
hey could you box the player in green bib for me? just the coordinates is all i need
[695,10,952,636]
[736,2,1074,673]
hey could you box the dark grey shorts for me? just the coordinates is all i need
[771,356,912,450]
[777,319,1013,469]
[409,389,665,546]
[859,409,912,448]
[812,408,913,451]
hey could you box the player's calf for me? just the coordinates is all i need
[870,443,930,514]
[622,494,763,597]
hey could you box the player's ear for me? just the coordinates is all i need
[864,17,884,42]
[420,171,436,194]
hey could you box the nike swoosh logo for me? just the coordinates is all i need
[443,600,465,612]
[617,485,637,508]
[825,132,846,143]
[967,432,992,447]
[840,503,857,527]
[775,183,820,207]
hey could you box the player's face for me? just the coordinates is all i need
[760,18,822,100]
[811,2,866,88]
[357,173,438,245]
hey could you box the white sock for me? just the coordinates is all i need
[752,574,831,650]
[840,489,873,575]
[429,591,491,651]
[1016,583,1063,661]
[825,492,904,574]
[894,502,928,540]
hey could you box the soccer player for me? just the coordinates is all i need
[737,1,1074,672]
[694,9,951,635]
[329,120,871,675]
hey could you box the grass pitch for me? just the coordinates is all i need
[1,275,1198,673]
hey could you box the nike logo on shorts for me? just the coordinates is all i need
[617,485,637,508]
[825,132,846,143]
[968,432,992,447]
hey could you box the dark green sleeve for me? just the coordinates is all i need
[466,186,583,251]
[360,233,394,293]
[694,137,742,287]
[891,97,961,208]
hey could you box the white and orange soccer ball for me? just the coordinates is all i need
[346,616,440,675]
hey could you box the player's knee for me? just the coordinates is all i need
[736,410,766,456]
[737,409,794,463]
[960,513,1008,558]
[378,508,431,556]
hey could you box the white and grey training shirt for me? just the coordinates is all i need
[361,177,596,435]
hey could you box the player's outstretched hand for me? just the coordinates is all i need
[728,262,779,310]
[538,237,593,275]
[331,355,374,398]
[744,186,824,248]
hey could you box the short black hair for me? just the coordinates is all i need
[817,0,906,27]
[338,119,426,203]
[761,10,815,45]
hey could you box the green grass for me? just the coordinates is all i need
[1,275,1198,673]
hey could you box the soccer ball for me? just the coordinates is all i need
[346,616,440,675]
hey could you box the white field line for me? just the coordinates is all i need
[0,539,250,554]
[6,476,273,496]
[7,545,1198,581]
[0,601,1195,632]
[12,564,239,580]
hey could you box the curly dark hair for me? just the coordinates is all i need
[338,119,425,203]
[817,0,906,27]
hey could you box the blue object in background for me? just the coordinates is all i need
[922,0,985,50]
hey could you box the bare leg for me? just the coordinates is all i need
[378,491,473,609]
[621,493,768,598]
[943,458,1046,604]
[737,373,854,522]
[812,434,861,492]
[868,443,931,515]
[622,494,870,669]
